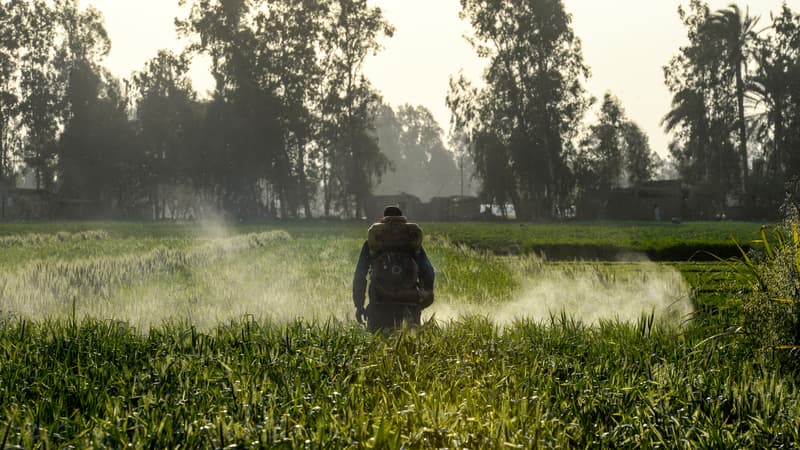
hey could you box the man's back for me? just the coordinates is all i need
[352,206,435,332]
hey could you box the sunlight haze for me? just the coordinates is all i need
[85,0,794,157]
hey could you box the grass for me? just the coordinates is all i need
[0,219,766,260]
[1,318,797,448]
[0,219,793,448]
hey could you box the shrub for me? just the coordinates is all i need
[738,213,800,367]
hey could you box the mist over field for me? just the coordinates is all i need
[428,262,692,326]
[0,226,692,332]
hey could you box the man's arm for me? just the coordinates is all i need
[352,241,371,309]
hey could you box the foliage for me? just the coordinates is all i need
[448,0,591,220]
[130,51,200,219]
[0,220,791,448]
[1,317,799,448]
[374,104,462,201]
[664,1,800,218]
[575,93,659,203]
[664,0,742,215]
[748,5,800,212]
[175,0,392,219]
[735,217,800,367]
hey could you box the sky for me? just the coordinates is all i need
[85,0,796,157]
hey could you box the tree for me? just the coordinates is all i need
[0,1,22,182]
[449,0,590,220]
[622,122,657,185]
[664,0,743,213]
[749,5,800,180]
[374,104,461,201]
[132,50,199,218]
[56,2,137,212]
[707,4,759,193]
[252,0,332,218]
[178,0,285,218]
[576,93,657,201]
[318,0,393,217]
[16,0,66,190]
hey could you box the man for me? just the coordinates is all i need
[353,205,435,332]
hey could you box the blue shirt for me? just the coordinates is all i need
[352,241,435,308]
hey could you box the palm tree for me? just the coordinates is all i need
[662,87,709,182]
[748,44,795,178]
[707,4,759,193]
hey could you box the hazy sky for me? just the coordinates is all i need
[86,0,795,157]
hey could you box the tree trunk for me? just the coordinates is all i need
[735,65,748,193]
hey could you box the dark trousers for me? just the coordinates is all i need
[366,302,421,333]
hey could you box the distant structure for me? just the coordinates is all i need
[578,180,685,221]
[0,178,52,220]
[575,179,762,221]
[366,193,481,221]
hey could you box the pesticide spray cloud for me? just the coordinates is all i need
[0,227,693,331]
[426,259,693,326]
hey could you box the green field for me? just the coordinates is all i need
[1,220,796,448]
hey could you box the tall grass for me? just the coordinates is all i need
[0,230,692,330]
[0,317,797,448]
[0,222,781,448]
[731,217,800,366]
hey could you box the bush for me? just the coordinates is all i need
[738,213,800,367]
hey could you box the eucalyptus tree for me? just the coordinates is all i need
[55,1,131,206]
[0,1,21,182]
[16,0,66,190]
[179,0,391,218]
[448,0,590,220]
[178,0,284,217]
[131,51,200,218]
[577,93,657,203]
[317,0,393,218]
[622,122,657,186]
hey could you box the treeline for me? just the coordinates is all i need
[664,1,800,217]
[450,0,800,220]
[0,0,398,219]
[1,0,798,220]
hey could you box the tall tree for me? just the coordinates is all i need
[449,0,590,220]
[622,122,658,185]
[576,93,657,201]
[664,0,742,213]
[374,104,461,201]
[749,5,800,180]
[55,2,138,212]
[16,0,66,190]
[178,0,284,218]
[0,1,21,182]
[252,0,331,218]
[707,4,759,193]
[132,50,199,218]
[318,0,393,218]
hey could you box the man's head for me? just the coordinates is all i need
[383,205,403,217]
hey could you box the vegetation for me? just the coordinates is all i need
[448,0,591,220]
[3,316,799,448]
[664,1,800,214]
[734,216,800,367]
[2,1,799,221]
[574,93,660,204]
[0,220,797,448]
